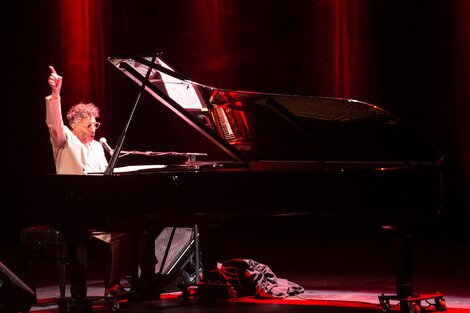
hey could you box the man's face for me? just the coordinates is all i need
[72,117,100,144]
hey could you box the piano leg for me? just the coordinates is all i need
[378,226,447,313]
[395,232,414,298]
[61,232,125,313]
[134,230,158,290]
[63,235,94,313]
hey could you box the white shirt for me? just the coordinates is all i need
[45,95,108,174]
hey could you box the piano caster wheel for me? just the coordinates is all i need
[379,293,446,313]
[379,295,391,312]
[56,297,90,313]
[434,297,447,311]
[110,299,120,311]
[405,301,422,313]
[57,298,69,313]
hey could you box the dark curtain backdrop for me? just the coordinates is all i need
[3,0,469,237]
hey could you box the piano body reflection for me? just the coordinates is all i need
[31,54,444,309]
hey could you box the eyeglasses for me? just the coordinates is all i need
[78,122,101,130]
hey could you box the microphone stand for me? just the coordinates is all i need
[104,55,157,175]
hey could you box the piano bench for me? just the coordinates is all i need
[20,225,69,298]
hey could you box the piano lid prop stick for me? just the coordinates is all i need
[104,55,158,175]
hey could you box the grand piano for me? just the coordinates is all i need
[31,54,445,312]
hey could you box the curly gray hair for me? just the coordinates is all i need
[66,102,100,126]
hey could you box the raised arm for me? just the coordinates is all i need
[45,66,66,149]
[48,66,62,99]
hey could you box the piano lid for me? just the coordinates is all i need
[107,54,443,166]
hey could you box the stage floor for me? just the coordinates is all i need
[2,216,470,313]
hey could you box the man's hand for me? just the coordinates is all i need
[48,66,63,99]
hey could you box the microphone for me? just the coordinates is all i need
[99,137,114,156]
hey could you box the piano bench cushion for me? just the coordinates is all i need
[20,226,68,259]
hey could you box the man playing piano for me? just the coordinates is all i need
[45,66,131,298]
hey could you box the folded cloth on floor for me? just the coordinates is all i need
[217,258,304,299]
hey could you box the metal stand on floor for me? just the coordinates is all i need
[130,224,202,301]
[378,226,447,313]
[153,224,202,295]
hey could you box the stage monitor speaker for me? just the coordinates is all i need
[153,226,202,292]
[0,262,36,313]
